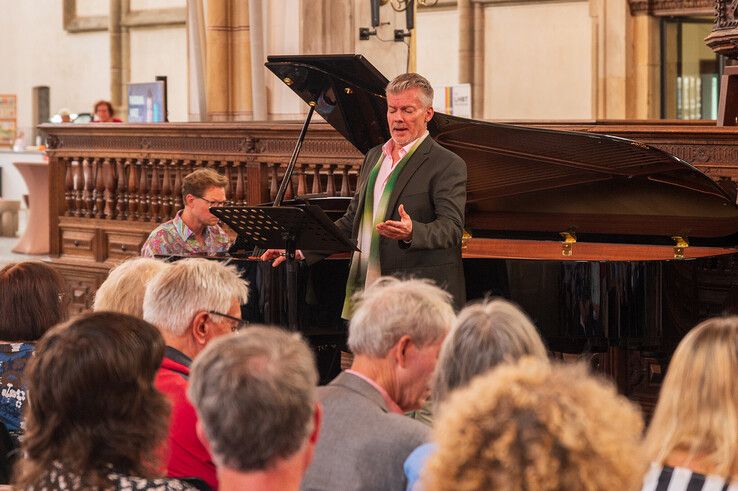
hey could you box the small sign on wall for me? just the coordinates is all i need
[127,82,165,123]
[432,84,471,118]
[0,95,17,147]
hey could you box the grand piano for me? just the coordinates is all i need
[241,54,738,411]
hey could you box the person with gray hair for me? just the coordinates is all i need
[301,277,454,491]
[143,258,249,490]
[188,326,321,491]
[262,71,467,314]
[404,298,549,490]
[93,257,170,318]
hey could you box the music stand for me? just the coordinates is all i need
[211,204,357,331]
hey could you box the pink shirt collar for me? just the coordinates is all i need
[345,369,403,414]
[381,131,429,164]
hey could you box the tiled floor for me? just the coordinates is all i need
[0,210,50,266]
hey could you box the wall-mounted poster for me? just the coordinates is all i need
[127,82,165,123]
[0,95,17,147]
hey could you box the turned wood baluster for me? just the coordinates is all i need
[127,160,139,221]
[161,161,172,220]
[74,159,85,217]
[285,166,294,201]
[64,158,75,216]
[94,159,105,218]
[311,164,322,194]
[325,164,336,197]
[269,163,279,201]
[173,166,183,214]
[139,160,150,221]
[116,159,127,219]
[150,161,161,222]
[224,164,233,204]
[235,163,245,205]
[297,164,308,197]
[340,165,351,197]
[102,159,115,219]
[83,158,95,218]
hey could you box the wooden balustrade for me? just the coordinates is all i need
[42,121,364,312]
[41,119,738,314]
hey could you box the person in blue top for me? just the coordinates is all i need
[0,262,70,439]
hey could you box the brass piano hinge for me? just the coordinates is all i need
[308,101,317,107]
[283,77,293,86]
[344,87,353,94]
[461,230,472,251]
[560,231,576,257]
[672,236,688,260]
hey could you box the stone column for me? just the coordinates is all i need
[109,0,123,114]
[231,0,253,121]
[187,0,208,121]
[458,0,472,84]
[472,2,484,118]
[249,0,267,121]
[206,0,231,121]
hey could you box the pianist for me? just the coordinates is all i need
[263,72,467,315]
[141,168,231,258]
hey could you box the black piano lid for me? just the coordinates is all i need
[266,54,738,248]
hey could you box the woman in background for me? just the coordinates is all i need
[14,311,196,490]
[642,316,738,490]
[0,262,69,438]
[404,298,549,490]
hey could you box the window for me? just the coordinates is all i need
[660,17,724,120]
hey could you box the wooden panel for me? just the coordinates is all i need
[105,231,148,262]
[60,228,96,260]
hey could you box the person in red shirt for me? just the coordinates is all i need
[93,100,123,122]
[143,258,249,490]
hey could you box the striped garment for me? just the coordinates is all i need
[642,463,738,491]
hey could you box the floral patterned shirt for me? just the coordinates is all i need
[0,342,34,433]
[23,462,199,490]
[140,210,231,258]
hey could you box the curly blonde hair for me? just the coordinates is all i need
[424,359,646,491]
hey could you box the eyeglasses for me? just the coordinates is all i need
[195,196,228,208]
[207,310,248,332]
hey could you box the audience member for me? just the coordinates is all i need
[58,109,72,123]
[13,312,195,490]
[189,327,320,491]
[643,316,738,489]
[93,100,122,122]
[404,298,549,490]
[143,258,248,490]
[141,168,231,257]
[424,359,646,491]
[301,277,454,491]
[94,257,170,317]
[0,262,69,438]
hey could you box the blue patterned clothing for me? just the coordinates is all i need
[140,210,231,258]
[0,342,34,433]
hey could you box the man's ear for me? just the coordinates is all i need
[394,335,412,369]
[184,193,195,207]
[309,402,322,445]
[425,105,434,122]
[191,311,210,346]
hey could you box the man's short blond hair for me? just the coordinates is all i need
[94,258,170,318]
[386,73,434,108]
[182,168,228,201]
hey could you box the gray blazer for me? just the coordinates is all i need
[301,372,430,491]
[334,136,467,309]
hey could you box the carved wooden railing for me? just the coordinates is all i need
[41,121,364,311]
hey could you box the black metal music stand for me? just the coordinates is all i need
[212,204,357,331]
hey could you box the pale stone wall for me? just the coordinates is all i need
[484,1,594,119]
[416,6,460,88]
[0,0,188,134]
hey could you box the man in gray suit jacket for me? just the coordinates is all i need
[263,72,467,312]
[301,277,455,491]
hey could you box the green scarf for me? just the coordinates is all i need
[342,139,423,319]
